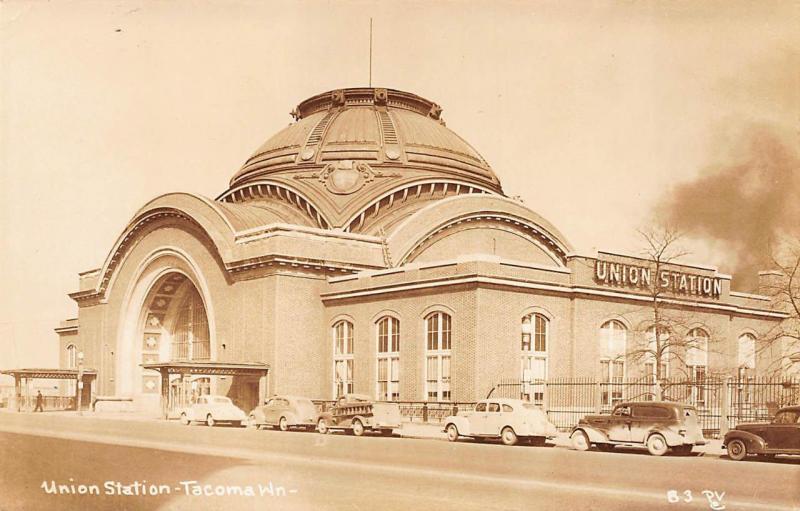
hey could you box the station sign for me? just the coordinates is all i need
[594,259,722,299]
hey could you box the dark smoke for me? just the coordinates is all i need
[658,125,800,292]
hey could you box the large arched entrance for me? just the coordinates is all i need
[126,271,217,413]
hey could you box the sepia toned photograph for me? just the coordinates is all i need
[1,1,798,509]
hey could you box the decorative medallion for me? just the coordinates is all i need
[300,147,316,161]
[147,314,163,328]
[142,376,158,393]
[293,160,400,195]
[144,335,159,350]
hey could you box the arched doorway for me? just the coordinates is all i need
[119,268,217,413]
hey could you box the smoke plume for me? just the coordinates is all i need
[658,124,800,291]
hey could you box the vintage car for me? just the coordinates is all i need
[443,398,558,446]
[316,394,402,436]
[179,395,247,427]
[570,401,706,456]
[723,405,800,461]
[248,395,319,431]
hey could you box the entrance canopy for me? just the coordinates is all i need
[1,368,98,379]
[141,361,269,376]
[140,361,269,418]
[1,368,97,412]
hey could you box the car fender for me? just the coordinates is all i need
[572,425,608,444]
[444,416,472,436]
[318,412,334,424]
[648,427,684,446]
[723,430,767,453]
[351,415,370,427]
[281,412,298,425]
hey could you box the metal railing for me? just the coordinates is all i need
[488,376,800,437]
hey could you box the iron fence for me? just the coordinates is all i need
[488,376,800,437]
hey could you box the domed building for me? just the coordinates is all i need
[52,87,785,417]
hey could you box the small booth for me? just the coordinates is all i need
[140,361,269,419]
[1,368,97,412]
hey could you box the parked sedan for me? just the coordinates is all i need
[570,401,706,456]
[443,399,558,446]
[179,395,247,427]
[723,405,800,461]
[248,395,319,431]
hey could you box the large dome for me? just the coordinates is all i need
[218,88,504,233]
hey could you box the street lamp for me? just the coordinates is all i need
[76,351,85,416]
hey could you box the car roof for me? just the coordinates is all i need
[480,398,530,405]
[269,395,313,401]
[616,401,688,409]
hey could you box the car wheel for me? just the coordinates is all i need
[180,413,190,426]
[646,433,668,456]
[317,419,329,435]
[279,417,289,432]
[727,439,747,461]
[446,424,459,442]
[596,443,615,452]
[500,427,518,446]
[571,430,590,451]
[206,414,215,427]
[352,419,365,437]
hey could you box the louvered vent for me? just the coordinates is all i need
[379,111,398,144]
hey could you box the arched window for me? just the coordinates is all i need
[686,328,709,407]
[425,312,451,401]
[333,320,354,398]
[599,321,626,406]
[66,344,77,369]
[521,313,548,404]
[738,333,756,375]
[645,326,670,381]
[376,317,400,401]
[171,287,210,361]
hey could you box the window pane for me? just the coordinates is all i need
[442,314,451,350]
[427,314,438,351]
[534,315,547,352]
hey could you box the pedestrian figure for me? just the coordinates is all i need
[34,390,44,412]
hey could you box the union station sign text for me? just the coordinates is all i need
[594,260,722,298]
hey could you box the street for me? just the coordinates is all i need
[0,413,798,511]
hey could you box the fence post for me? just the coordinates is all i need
[720,377,731,436]
[594,381,602,414]
[422,402,428,423]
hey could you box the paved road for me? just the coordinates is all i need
[0,413,798,511]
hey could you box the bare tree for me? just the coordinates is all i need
[756,238,800,376]
[625,225,723,400]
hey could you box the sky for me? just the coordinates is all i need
[1,0,797,371]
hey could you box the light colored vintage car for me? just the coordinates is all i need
[317,394,402,436]
[248,395,319,431]
[179,395,247,427]
[443,398,558,446]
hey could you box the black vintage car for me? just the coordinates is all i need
[571,401,706,456]
[723,405,800,461]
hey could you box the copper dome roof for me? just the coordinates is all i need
[220,88,504,232]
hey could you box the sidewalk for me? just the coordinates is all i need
[399,421,726,456]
